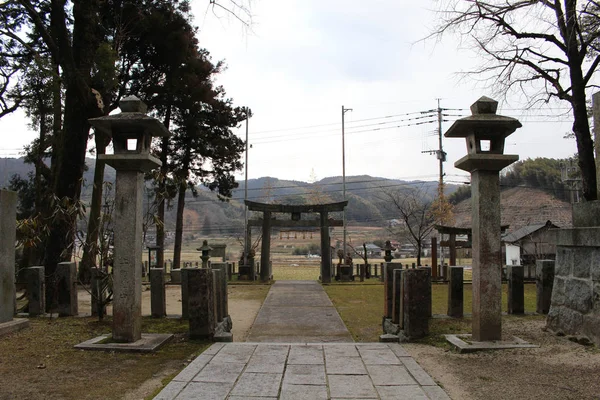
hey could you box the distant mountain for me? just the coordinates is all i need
[0,157,458,235]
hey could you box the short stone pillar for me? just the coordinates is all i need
[90,95,169,343]
[392,269,403,326]
[447,267,464,318]
[384,263,401,318]
[445,96,521,341]
[212,263,228,319]
[150,268,166,318]
[91,267,106,318]
[403,268,430,339]
[185,268,215,340]
[56,262,78,316]
[421,266,432,317]
[212,269,223,323]
[507,265,525,314]
[25,267,45,316]
[0,189,17,324]
[181,268,191,319]
[536,260,555,314]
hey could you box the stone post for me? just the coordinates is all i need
[384,263,400,318]
[91,267,106,318]
[212,263,228,319]
[181,268,190,319]
[320,211,332,283]
[0,190,17,323]
[56,262,78,316]
[447,266,464,318]
[431,237,438,279]
[507,265,525,314]
[403,268,429,339]
[150,268,166,318]
[449,234,457,266]
[212,269,222,323]
[112,170,143,341]
[260,211,271,282]
[421,266,432,317]
[536,260,555,314]
[186,268,215,340]
[445,96,521,342]
[25,267,45,316]
[392,269,403,326]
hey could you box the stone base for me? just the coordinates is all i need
[382,317,400,335]
[0,319,29,337]
[74,333,173,353]
[170,270,182,284]
[213,332,233,342]
[379,333,399,343]
[445,334,538,353]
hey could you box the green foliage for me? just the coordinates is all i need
[8,173,36,219]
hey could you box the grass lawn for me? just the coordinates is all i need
[325,283,538,343]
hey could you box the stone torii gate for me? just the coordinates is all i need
[245,200,348,283]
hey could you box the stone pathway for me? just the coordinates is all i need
[155,281,450,399]
[247,280,354,343]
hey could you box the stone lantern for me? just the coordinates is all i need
[89,96,169,343]
[445,96,521,342]
[197,240,213,268]
[383,240,396,263]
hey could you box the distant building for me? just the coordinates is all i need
[502,220,559,265]
[355,243,382,257]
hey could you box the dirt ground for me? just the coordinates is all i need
[404,316,600,400]
[78,284,265,342]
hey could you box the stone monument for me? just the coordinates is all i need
[0,189,29,336]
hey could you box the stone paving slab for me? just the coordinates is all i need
[157,343,450,399]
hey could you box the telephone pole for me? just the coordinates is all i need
[342,105,352,260]
[243,107,251,265]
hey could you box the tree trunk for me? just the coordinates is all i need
[156,135,170,270]
[172,182,187,269]
[79,134,109,284]
[44,0,101,311]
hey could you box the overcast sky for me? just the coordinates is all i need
[0,0,578,185]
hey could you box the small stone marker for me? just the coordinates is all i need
[150,268,166,318]
[212,263,228,319]
[536,260,555,314]
[186,268,215,339]
[384,263,400,318]
[91,267,106,317]
[25,267,45,316]
[448,267,464,318]
[403,268,429,339]
[212,269,222,323]
[0,189,17,324]
[56,262,78,317]
[392,269,403,326]
[507,265,524,314]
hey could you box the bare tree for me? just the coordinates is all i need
[383,188,435,266]
[430,0,600,200]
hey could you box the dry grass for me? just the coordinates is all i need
[0,317,210,400]
[326,283,539,343]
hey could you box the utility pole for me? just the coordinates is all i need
[243,107,251,266]
[422,100,447,268]
[342,105,352,260]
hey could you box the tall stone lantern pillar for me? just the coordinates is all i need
[445,96,521,341]
[89,96,170,343]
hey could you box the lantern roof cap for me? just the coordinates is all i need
[444,96,521,139]
[88,95,170,138]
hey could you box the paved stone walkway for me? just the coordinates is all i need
[247,280,354,343]
[155,281,450,399]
